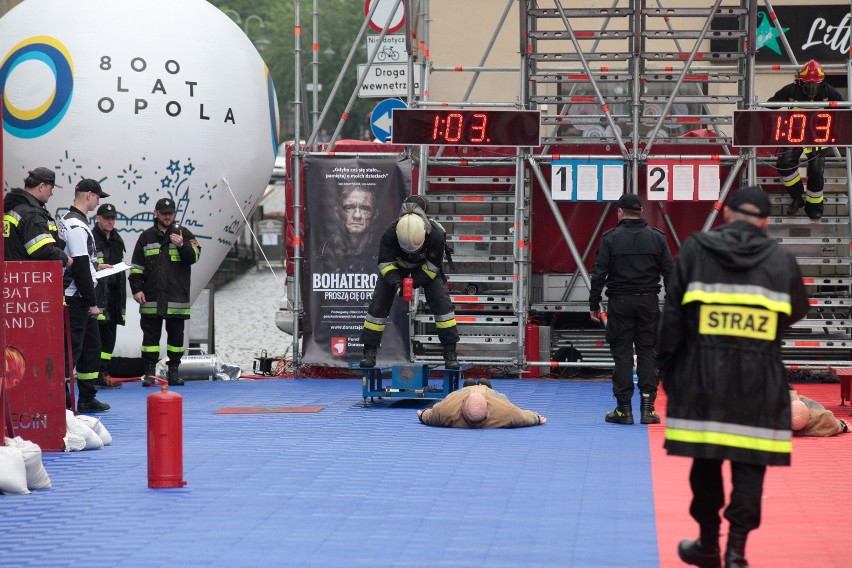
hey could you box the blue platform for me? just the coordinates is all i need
[1,379,660,567]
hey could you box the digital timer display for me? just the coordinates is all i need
[732,109,852,147]
[391,109,541,147]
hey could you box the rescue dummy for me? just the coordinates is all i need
[417,379,546,428]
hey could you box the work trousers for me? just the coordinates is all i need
[777,147,826,216]
[140,316,186,368]
[98,320,117,373]
[689,458,767,538]
[67,296,102,403]
[605,294,659,403]
[361,272,458,348]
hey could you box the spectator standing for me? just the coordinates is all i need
[657,186,809,568]
[589,193,674,425]
[92,203,127,389]
[59,179,112,413]
[129,198,201,386]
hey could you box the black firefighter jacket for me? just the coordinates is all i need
[378,218,447,290]
[93,224,127,325]
[657,220,809,466]
[3,188,69,263]
[129,222,200,319]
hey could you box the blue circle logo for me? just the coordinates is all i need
[0,36,74,139]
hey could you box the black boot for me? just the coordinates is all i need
[605,401,634,424]
[167,365,184,386]
[360,345,377,368]
[678,537,721,568]
[640,392,660,424]
[787,195,805,215]
[141,362,157,387]
[724,533,749,568]
[76,378,110,413]
[442,343,460,370]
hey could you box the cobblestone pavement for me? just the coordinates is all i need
[211,265,293,374]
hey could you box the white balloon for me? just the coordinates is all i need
[1,0,280,358]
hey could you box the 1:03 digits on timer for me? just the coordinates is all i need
[432,112,488,143]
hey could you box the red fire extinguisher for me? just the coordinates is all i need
[147,382,186,488]
[525,322,540,378]
[402,277,413,302]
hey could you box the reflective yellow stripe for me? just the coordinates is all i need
[665,428,791,454]
[435,318,457,329]
[27,237,56,255]
[421,264,437,279]
[682,290,792,315]
[167,345,185,353]
[77,371,99,381]
[363,320,385,332]
[141,345,159,353]
[698,305,777,340]
[782,177,800,187]
[803,194,823,204]
[380,264,398,277]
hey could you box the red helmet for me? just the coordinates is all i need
[798,59,825,84]
[797,60,825,98]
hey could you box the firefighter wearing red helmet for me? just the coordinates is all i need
[768,60,843,220]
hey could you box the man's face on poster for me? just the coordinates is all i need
[339,189,376,237]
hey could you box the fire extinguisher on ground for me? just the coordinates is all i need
[147,381,187,488]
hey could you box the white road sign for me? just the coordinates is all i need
[367,35,407,63]
[357,63,422,98]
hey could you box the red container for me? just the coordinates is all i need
[402,277,413,302]
[525,322,540,378]
[147,385,186,488]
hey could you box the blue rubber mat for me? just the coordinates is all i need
[1,379,659,567]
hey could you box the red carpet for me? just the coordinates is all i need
[651,383,852,567]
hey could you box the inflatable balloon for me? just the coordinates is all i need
[1,0,279,358]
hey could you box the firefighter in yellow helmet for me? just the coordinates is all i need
[768,59,843,220]
[359,196,459,368]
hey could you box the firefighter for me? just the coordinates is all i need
[359,197,459,369]
[657,186,809,568]
[589,193,674,425]
[93,203,127,389]
[768,59,843,220]
[129,198,201,387]
[59,179,112,413]
[3,167,71,265]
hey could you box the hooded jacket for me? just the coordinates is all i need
[657,220,809,466]
[3,188,69,263]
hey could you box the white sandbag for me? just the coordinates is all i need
[5,436,51,490]
[0,445,30,494]
[76,415,112,446]
[65,410,104,452]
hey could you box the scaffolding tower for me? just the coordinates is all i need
[290,0,852,374]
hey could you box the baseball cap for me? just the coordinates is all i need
[616,193,643,211]
[29,167,61,188]
[97,203,117,218]
[727,185,771,218]
[155,198,176,213]
[76,178,109,198]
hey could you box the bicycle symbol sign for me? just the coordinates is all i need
[367,35,406,63]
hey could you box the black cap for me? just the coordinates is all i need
[76,178,109,198]
[29,167,60,188]
[617,193,643,211]
[155,198,176,213]
[727,185,771,219]
[97,203,117,218]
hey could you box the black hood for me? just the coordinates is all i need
[3,188,28,213]
[691,220,777,270]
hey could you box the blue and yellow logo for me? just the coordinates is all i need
[0,36,74,139]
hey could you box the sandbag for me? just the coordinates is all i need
[0,445,30,494]
[5,436,51,490]
[64,410,103,451]
[76,415,112,446]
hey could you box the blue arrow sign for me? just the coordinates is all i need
[370,98,407,142]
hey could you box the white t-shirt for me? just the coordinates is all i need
[59,214,98,297]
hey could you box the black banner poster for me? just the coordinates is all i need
[712,5,851,62]
[302,156,411,366]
